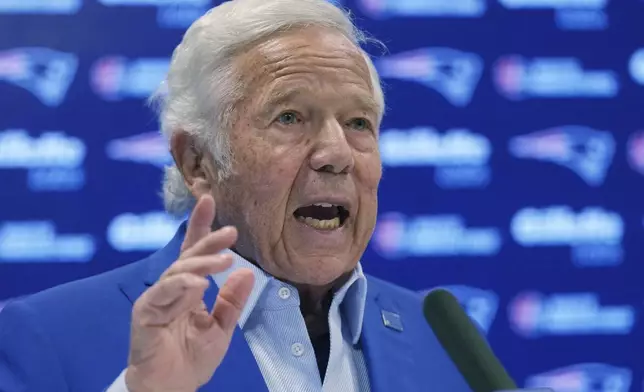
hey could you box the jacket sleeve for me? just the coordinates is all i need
[0,299,69,392]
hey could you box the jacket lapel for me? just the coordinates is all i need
[201,330,268,391]
[118,223,268,392]
[361,284,420,392]
[361,280,474,392]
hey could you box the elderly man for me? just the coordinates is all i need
[0,0,479,391]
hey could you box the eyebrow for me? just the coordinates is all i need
[350,94,381,117]
[261,87,381,117]
[262,89,303,111]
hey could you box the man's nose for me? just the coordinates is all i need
[309,119,354,174]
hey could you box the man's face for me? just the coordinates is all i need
[188,27,382,286]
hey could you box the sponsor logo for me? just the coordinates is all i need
[525,363,632,392]
[498,0,608,9]
[373,213,502,258]
[511,206,623,267]
[97,0,208,28]
[508,126,615,186]
[0,48,78,107]
[90,57,169,101]
[0,0,81,14]
[554,10,607,31]
[0,129,86,191]
[493,56,618,100]
[98,0,206,5]
[357,0,486,19]
[380,127,491,188]
[106,132,171,167]
[0,221,95,262]
[498,0,608,30]
[511,206,624,245]
[508,291,634,338]
[376,48,483,107]
[107,212,182,252]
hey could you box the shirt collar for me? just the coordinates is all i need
[211,249,368,344]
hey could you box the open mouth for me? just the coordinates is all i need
[293,203,350,230]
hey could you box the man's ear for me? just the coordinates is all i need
[170,131,215,199]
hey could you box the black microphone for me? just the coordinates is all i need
[423,288,517,392]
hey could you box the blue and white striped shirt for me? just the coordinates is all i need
[109,250,371,392]
[213,249,371,392]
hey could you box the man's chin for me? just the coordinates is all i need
[278,218,363,284]
[281,252,358,287]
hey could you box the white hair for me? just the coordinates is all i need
[150,0,385,217]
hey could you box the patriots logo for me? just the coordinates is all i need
[0,47,78,107]
[508,126,615,186]
[375,47,483,107]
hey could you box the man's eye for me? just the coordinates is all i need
[277,111,300,125]
[348,118,372,131]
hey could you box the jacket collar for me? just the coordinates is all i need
[142,221,186,286]
[211,248,368,344]
[120,222,267,391]
[119,222,220,311]
[119,224,467,392]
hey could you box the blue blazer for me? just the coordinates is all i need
[0,224,474,392]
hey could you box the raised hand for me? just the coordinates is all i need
[125,194,255,392]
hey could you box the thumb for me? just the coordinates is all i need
[210,269,255,332]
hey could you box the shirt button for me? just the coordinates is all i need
[278,287,291,300]
[291,343,304,357]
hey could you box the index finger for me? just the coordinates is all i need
[181,194,216,253]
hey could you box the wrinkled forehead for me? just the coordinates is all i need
[232,26,376,107]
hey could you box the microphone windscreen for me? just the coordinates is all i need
[423,288,517,392]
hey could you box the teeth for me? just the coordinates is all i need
[298,216,341,230]
[313,203,335,208]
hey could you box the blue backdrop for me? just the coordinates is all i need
[0,0,642,390]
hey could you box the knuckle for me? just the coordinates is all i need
[132,297,151,320]
[219,290,244,312]
[161,256,195,278]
